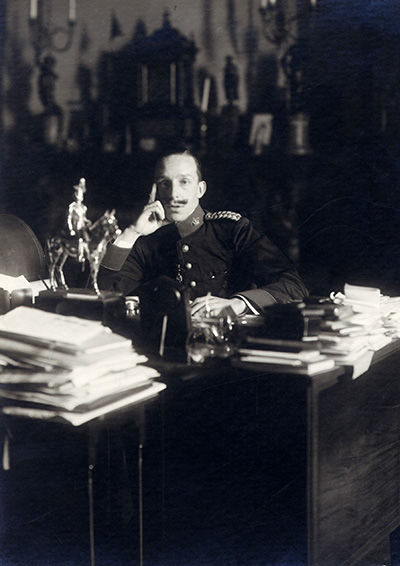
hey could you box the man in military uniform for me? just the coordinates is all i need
[99,149,308,317]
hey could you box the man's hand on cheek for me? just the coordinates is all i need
[112,184,170,248]
[133,183,172,236]
[134,199,168,236]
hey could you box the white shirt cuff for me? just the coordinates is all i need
[232,294,260,315]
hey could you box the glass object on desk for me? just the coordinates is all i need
[186,314,236,364]
[125,296,140,318]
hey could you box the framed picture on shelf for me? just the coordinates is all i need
[249,113,274,155]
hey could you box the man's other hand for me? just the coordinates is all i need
[191,295,247,318]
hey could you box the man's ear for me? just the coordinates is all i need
[198,181,207,198]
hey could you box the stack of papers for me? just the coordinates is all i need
[236,285,400,380]
[314,284,396,377]
[0,307,166,425]
[378,296,400,336]
[326,284,394,355]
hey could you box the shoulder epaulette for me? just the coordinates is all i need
[205,211,241,221]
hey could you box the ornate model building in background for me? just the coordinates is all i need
[98,12,199,154]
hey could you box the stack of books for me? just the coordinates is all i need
[235,286,399,378]
[236,336,336,376]
[0,306,165,426]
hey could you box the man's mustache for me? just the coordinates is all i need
[163,199,189,206]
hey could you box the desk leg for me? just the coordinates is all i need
[139,440,143,566]
[138,404,146,566]
[88,426,97,566]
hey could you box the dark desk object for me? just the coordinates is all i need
[0,214,47,283]
[35,288,126,329]
[0,214,48,314]
[138,276,191,360]
[148,342,400,566]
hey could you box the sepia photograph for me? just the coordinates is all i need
[1,1,400,565]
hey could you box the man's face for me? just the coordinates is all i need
[156,154,206,222]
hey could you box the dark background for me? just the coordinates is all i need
[3,0,400,298]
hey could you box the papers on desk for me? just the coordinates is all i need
[1,383,167,427]
[237,337,336,376]
[0,306,166,425]
[238,349,335,375]
[328,284,395,341]
[0,306,113,351]
[0,274,31,293]
[319,284,398,377]
[237,285,400,380]
[0,365,159,410]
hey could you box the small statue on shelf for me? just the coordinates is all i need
[219,55,240,151]
[38,55,63,145]
[281,43,307,112]
[47,179,120,295]
[223,55,239,105]
[38,55,59,112]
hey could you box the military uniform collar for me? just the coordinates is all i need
[175,203,205,238]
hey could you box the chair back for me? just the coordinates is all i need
[0,214,47,282]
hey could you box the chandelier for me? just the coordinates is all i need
[29,0,76,65]
[259,0,317,47]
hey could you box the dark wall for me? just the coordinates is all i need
[3,1,400,297]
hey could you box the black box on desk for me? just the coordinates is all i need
[262,303,322,340]
[138,276,191,362]
[35,289,126,330]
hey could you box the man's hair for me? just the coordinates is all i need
[154,146,203,182]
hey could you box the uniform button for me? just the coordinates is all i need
[189,280,197,287]
[185,262,192,270]
[182,244,189,252]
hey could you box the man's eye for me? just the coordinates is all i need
[180,179,189,185]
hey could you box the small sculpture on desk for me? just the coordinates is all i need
[67,178,92,262]
[47,179,120,295]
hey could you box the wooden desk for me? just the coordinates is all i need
[142,343,400,565]
[2,342,400,565]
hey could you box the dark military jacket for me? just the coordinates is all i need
[99,204,308,312]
